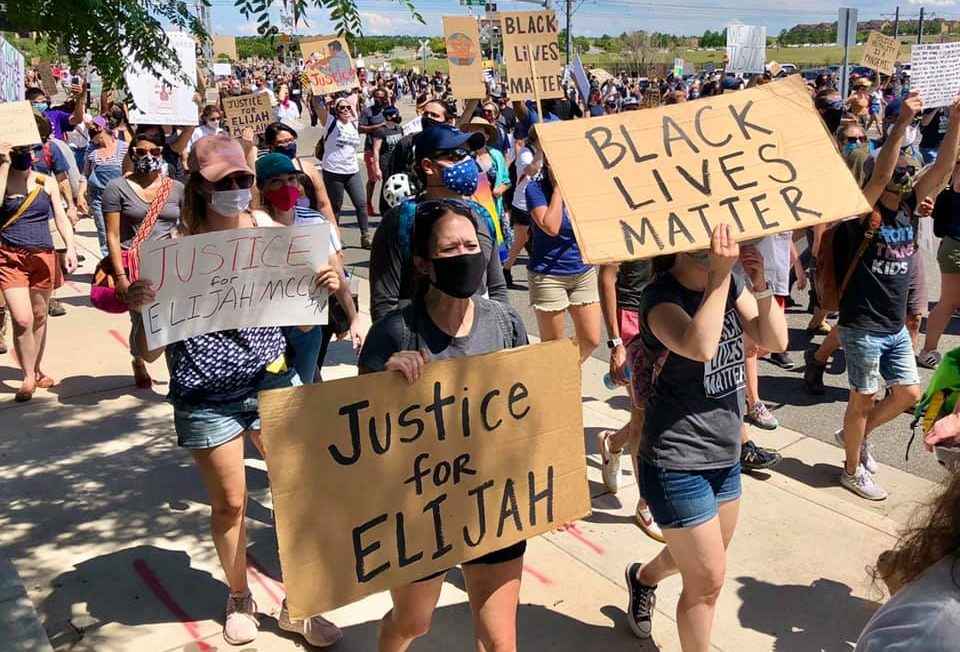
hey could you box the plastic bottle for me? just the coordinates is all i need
[602,364,632,390]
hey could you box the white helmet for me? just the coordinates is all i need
[382,173,414,209]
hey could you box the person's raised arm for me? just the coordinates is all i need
[69,86,87,126]
[170,126,195,155]
[863,92,922,206]
[528,174,564,237]
[647,225,738,362]
[916,96,960,202]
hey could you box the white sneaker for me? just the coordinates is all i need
[223,591,259,645]
[840,465,888,501]
[636,503,665,543]
[834,428,879,474]
[598,430,622,493]
[278,600,343,647]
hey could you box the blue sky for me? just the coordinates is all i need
[210,0,960,38]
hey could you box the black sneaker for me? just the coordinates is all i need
[768,351,795,369]
[740,440,782,470]
[624,562,656,639]
[48,298,66,317]
[803,349,826,395]
[503,268,515,288]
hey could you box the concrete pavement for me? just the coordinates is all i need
[0,224,946,651]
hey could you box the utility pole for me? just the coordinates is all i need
[918,7,925,44]
[893,6,900,39]
[565,0,572,64]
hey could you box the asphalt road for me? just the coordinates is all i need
[294,101,952,485]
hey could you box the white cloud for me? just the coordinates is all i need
[909,0,955,5]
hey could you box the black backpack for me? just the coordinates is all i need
[313,119,339,161]
[933,187,958,238]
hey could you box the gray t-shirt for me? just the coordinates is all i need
[101,177,184,247]
[856,555,960,651]
[638,271,747,470]
[359,297,528,372]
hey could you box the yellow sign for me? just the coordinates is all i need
[499,10,563,101]
[535,75,872,263]
[260,339,590,618]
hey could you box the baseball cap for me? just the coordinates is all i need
[255,153,297,187]
[414,123,484,161]
[189,134,253,182]
[384,106,401,120]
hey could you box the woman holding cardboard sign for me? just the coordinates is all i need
[624,225,787,651]
[125,135,344,648]
[358,200,529,652]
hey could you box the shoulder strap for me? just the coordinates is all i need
[838,209,882,301]
[1,177,46,232]
[129,177,173,251]
[485,298,515,349]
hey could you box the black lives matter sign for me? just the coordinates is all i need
[535,75,872,263]
[259,339,590,619]
[500,10,564,101]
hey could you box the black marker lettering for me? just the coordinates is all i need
[662,115,700,157]
[425,381,455,441]
[614,176,655,210]
[528,467,555,526]
[718,151,757,191]
[508,383,530,419]
[497,479,523,537]
[758,143,797,183]
[676,159,711,196]
[331,400,368,465]
[396,511,423,568]
[728,100,774,139]
[464,479,494,546]
[718,196,747,233]
[480,390,502,431]
[585,126,624,169]
[694,105,732,147]
[424,494,453,560]
[621,218,665,254]
[398,404,424,443]
[353,513,389,582]
[667,212,696,247]
[780,186,822,221]
[750,193,779,229]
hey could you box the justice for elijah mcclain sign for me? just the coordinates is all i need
[535,75,872,264]
[259,339,590,618]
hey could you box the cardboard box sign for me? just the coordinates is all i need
[535,75,872,264]
[259,339,590,618]
[443,16,487,100]
[222,92,273,137]
[0,101,43,148]
[301,36,356,96]
[499,10,564,101]
[861,31,900,77]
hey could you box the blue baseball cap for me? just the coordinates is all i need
[414,123,484,161]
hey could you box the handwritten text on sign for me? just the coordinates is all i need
[861,31,900,76]
[259,339,590,618]
[222,93,273,137]
[139,224,330,349]
[911,42,960,109]
[301,36,356,96]
[726,24,766,75]
[500,11,564,101]
[535,76,872,263]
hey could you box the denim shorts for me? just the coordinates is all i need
[837,325,920,395]
[172,368,301,450]
[639,459,742,530]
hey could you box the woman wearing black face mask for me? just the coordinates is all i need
[103,129,185,389]
[358,200,529,652]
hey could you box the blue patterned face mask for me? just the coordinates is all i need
[440,158,480,196]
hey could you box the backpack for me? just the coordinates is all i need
[815,210,881,313]
[908,347,960,459]
[932,187,956,239]
[313,119,339,161]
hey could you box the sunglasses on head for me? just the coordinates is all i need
[134,147,163,157]
[213,174,255,191]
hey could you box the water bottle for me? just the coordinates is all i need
[603,364,632,390]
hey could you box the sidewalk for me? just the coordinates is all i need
[0,225,942,651]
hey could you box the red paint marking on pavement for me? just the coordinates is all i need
[245,551,285,588]
[64,280,81,293]
[522,564,553,585]
[108,329,130,350]
[132,559,214,652]
[565,523,605,555]
[245,553,283,608]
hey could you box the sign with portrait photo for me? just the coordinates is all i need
[301,36,356,95]
[125,31,199,126]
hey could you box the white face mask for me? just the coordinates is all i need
[206,119,221,129]
[210,188,252,215]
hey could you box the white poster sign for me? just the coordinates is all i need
[726,24,766,75]
[911,42,960,109]
[139,224,330,349]
[125,31,199,126]
[0,37,25,103]
[213,62,232,77]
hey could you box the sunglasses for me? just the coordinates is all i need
[336,105,352,112]
[213,174,255,191]
[134,147,163,157]
[845,136,867,144]
[432,148,471,162]
[894,166,918,177]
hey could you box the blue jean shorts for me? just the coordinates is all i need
[172,368,301,450]
[837,325,920,395]
[639,459,742,530]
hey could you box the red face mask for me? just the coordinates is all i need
[264,184,300,211]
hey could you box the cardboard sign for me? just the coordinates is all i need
[260,338,590,618]
[213,62,232,77]
[443,16,486,100]
[535,75,872,263]
[0,37,25,103]
[500,10,564,101]
[221,92,273,137]
[301,36,356,95]
[213,35,238,61]
[138,224,330,349]
[911,42,960,109]
[37,63,58,96]
[726,24,766,75]
[125,31,198,126]
[766,61,782,77]
[861,31,900,76]
[0,101,42,147]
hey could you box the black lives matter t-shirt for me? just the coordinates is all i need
[837,193,917,334]
[638,271,746,471]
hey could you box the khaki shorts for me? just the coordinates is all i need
[528,267,599,312]
[938,236,960,275]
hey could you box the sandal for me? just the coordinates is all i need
[805,322,832,335]
[35,373,56,389]
[14,384,35,403]
[917,350,942,370]
[132,360,153,389]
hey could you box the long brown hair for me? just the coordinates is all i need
[876,473,960,593]
[180,172,208,236]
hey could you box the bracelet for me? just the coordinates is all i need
[753,287,774,301]
[115,272,128,278]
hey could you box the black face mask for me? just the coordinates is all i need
[430,252,485,299]
[421,116,444,130]
[10,150,33,171]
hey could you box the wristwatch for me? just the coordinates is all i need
[607,337,623,349]
[753,283,773,300]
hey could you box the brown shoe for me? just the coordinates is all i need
[0,307,7,354]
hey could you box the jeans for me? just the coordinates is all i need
[322,169,369,234]
[88,196,108,257]
[837,325,921,394]
[639,459,742,530]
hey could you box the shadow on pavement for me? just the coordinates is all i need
[769,456,844,489]
[734,576,878,652]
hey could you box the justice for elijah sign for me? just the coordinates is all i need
[534,75,872,264]
[259,339,590,618]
